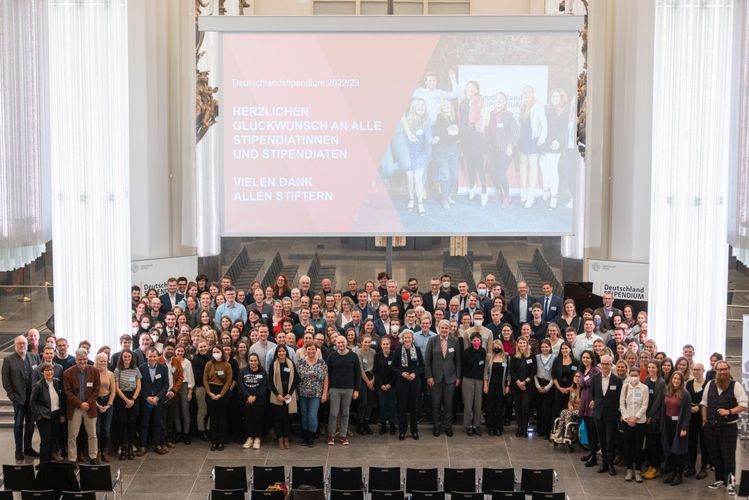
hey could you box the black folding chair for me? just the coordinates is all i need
[531,493,566,500]
[450,492,483,500]
[481,468,515,494]
[330,489,365,500]
[330,466,364,491]
[368,467,402,492]
[490,492,525,500]
[520,469,554,495]
[369,490,404,500]
[250,490,285,500]
[410,491,444,500]
[252,466,286,491]
[61,492,96,500]
[291,466,325,490]
[214,466,250,492]
[211,489,246,500]
[2,464,36,492]
[405,468,439,494]
[21,491,56,500]
[78,464,122,499]
[443,468,476,494]
[36,461,78,496]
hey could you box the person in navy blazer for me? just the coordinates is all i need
[137,348,170,456]
[506,282,537,330]
[591,354,623,475]
[158,278,184,313]
[538,282,563,322]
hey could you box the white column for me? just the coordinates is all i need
[649,0,734,362]
[196,29,221,257]
[48,0,131,351]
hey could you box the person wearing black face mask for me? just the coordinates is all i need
[485,340,510,435]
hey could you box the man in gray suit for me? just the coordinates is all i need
[425,320,461,437]
[2,335,41,460]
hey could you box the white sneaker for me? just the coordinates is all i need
[565,199,573,209]
[625,469,634,481]
[524,195,535,209]
[520,189,528,202]
[243,437,253,449]
[480,193,488,206]
[252,438,261,449]
[634,470,643,483]
[469,187,477,200]
[727,484,736,495]
[708,480,724,489]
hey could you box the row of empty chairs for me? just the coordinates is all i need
[0,463,120,500]
[211,465,563,500]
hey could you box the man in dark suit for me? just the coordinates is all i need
[458,293,482,326]
[158,277,184,314]
[2,335,41,460]
[591,355,623,475]
[424,320,462,437]
[373,304,393,338]
[62,348,100,464]
[423,278,450,314]
[137,348,170,456]
[593,292,622,331]
[507,281,537,328]
[452,281,471,311]
[383,280,405,321]
[539,282,563,323]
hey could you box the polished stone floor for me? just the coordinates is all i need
[3,424,748,500]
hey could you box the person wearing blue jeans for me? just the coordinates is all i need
[297,345,328,446]
[94,353,116,462]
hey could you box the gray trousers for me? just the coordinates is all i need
[462,377,483,428]
[328,388,353,437]
[430,380,455,429]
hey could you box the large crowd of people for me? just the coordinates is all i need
[2,272,746,495]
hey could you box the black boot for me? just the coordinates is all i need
[390,423,396,435]
[363,422,373,435]
[670,471,683,486]
[379,423,388,435]
[684,466,696,478]
[662,471,675,484]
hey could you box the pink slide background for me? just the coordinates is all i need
[222,34,439,235]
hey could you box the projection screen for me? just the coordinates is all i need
[205,16,584,236]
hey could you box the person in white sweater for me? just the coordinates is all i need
[619,365,650,482]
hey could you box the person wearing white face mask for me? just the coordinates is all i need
[203,346,233,451]
[620,366,649,483]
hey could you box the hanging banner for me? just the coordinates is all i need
[131,255,198,295]
[587,259,649,301]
